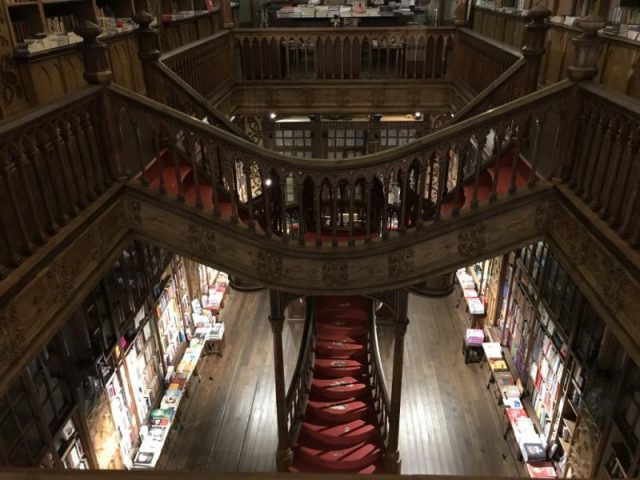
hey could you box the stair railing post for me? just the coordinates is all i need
[520,4,551,96]
[133,11,164,103]
[269,290,294,471]
[74,22,125,179]
[384,288,409,474]
[567,15,606,81]
[221,0,235,29]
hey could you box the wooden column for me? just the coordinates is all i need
[384,289,409,474]
[520,5,551,95]
[567,15,606,81]
[133,11,164,102]
[269,290,293,471]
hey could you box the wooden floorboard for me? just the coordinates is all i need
[162,290,522,477]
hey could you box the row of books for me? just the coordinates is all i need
[47,14,78,33]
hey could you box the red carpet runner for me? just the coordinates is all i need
[290,296,384,473]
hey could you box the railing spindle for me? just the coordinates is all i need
[348,182,355,246]
[244,165,255,230]
[331,183,338,247]
[509,129,521,195]
[314,183,322,246]
[0,157,34,255]
[365,180,372,244]
[24,142,58,235]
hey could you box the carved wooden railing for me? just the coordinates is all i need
[108,80,568,248]
[0,87,118,278]
[233,27,456,80]
[368,300,391,445]
[160,30,235,102]
[285,297,316,443]
[451,29,523,99]
[560,83,640,248]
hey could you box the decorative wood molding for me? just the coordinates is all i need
[388,248,415,277]
[254,251,283,282]
[457,222,486,257]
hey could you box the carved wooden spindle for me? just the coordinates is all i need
[49,125,80,216]
[528,116,542,188]
[365,180,373,244]
[0,154,35,255]
[244,165,255,230]
[588,117,616,209]
[451,147,466,217]
[608,139,637,228]
[207,148,219,217]
[381,175,390,240]
[348,182,355,247]
[37,131,70,225]
[24,140,58,235]
[434,150,449,222]
[60,120,89,209]
[297,177,305,245]
[71,114,98,201]
[228,161,239,224]
[133,124,149,187]
[569,108,594,191]
[331,183,338,247]
[189,137,203,209]
[629,190,640,248]
[415,160,426,229]
[619,184,639,242]
[152,134,166,195]
[314,183,322,247]
[280,175,289,242]
[399,169,408,233]
[597,124,625,218]
[82,110,108,193]
[0,174,24,266]
[470,136,485,209]
[490,133,503,201]
[521,5,551,96]
[509,127,521,195]
[13,145,47,245]
[264,174,273,239]
[581,113,607,201]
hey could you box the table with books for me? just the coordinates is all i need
[132,326,212,469]
[505,408,547,464]
[456,268,485,326]
[462,328,485,364]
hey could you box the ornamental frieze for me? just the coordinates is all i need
[254,251,283,282]
[389,248,415,277]
[457,223,486,258]
[0,305,24,362]
[187,224,216,256]
[322,262,348,288]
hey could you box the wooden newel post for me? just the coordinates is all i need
[453,0,468,26]
[74,21,112,85]
[269,290,294,471]
[521,4,551,95]
[384,289,409,474]
[567,15,606,81]
[133,11,164,102]
[220,0,235,29]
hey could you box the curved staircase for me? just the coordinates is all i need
[290,296,385,474]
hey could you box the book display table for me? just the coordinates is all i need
[456,268,486,327]
[463,328,485,364]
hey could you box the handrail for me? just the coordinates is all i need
[107,80,572,171]
[368,300,391,445]
[154,61,248,139]
[285,297,316,443]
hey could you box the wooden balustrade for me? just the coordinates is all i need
[563,83,640,248]
[285,298,316,443]
[0,87,116,275]
[107,80,570,249]
[160,31,235,102]
[368,301,391,444]
[233,27,455,81]
[452,29,523,98]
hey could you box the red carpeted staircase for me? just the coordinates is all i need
[290,296,385,474]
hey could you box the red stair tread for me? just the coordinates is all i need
[289,457,382,474]
[307,399,369,422]
[316,340,365,358]
[316,296,370,311]
[314,359,364,378]
[317,324,367,338]
[317,312,368,324]
[311,377,367,400]
[301,418,377,446]
[297,440,382,470]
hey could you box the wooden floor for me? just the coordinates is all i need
[162,290,522,477]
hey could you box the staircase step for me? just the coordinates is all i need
[317,324,367,338]
[316,296,370,312]
[301,418,377,446]
[314,358,364,377]
[289,457,382,474]
[306,398,369,423]
[296,440,382,471]
[311,377,367,400]
[316,339,365,358]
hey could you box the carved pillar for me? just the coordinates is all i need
[133,11,164,102]
[567,15,606,81]
[74,22,113,85]
[220,0,235,29]
[384,289,409,474]
[269,290,294,471]
[520,5,551,95]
